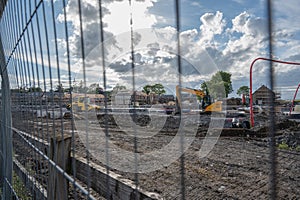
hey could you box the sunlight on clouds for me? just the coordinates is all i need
[52,0,300,98]
[199,11,226,44]
[104,0,157,35]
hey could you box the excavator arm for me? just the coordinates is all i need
[175,85,222,113]
[175,85,205,104]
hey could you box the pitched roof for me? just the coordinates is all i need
[253,85,274,95]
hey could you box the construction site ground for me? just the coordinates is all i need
[12,110,300,199]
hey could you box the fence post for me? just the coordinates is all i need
[48,134,72,200]
[0,33,13,199]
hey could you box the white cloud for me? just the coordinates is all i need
[273,0,300,33]
[198,11,226,44]
[75,10,269,92]
[230,11,249,33]
[54,1,300,99]
[231,0,245,4]
[57,0,158,71]
[103,0,157,35]
[190,2,202,8]
[221,11,268,77]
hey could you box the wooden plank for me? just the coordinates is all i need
[47,134,71,200]
[13,128,162,199]
[73,156,163,200]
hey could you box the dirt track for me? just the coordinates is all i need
[134,137,300,199]
[12,111,300,199]
[74,113,300,199]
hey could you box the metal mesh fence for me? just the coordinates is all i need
[0,0,299,199]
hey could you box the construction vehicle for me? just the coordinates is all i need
[68,96,101,112]
[175,85,251,129]
[175,85,223,114]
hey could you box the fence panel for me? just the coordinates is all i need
[1,0,300,200]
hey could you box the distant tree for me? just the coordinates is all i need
[142,83,166,95]
[87,83,103,94]
[112,84,126,92]
[28,86,42,93]
[55,84,64,93]
[19,87,25,93]
[200,82,209,95]
[64,87,73,93]
[11,87,28,93]
[206,71,233,98]
[237,85,250,97]
[151,83,166,95]
[97,87,104,94]
[142,85,152,95]
[11,88,19,93]
[73,80,88,93]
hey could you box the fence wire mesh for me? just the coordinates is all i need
[0,0,300,199]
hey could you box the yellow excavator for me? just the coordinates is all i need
[174,86,251,129]
[67,96,101,112]
[175,85,223,113]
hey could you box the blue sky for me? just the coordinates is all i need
[2,0,300,100]
[149,0,265,31]
[90,0,299,100]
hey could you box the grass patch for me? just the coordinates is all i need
[13,172,32,200]
[278,142,289,150]
[0,173,31,199]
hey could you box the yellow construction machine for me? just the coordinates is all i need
[175,85,223,113]
[68,96,101,112]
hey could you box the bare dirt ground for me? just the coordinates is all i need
[12,110,300,199]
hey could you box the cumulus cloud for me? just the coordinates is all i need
[78,9,268,91]
[146,42,160,56]
[230,11,267,37]
[219,11,269,81]
[58,0,157,69]
[55,0,300,99]
[199,11,226,44]
[103,0,157,35]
